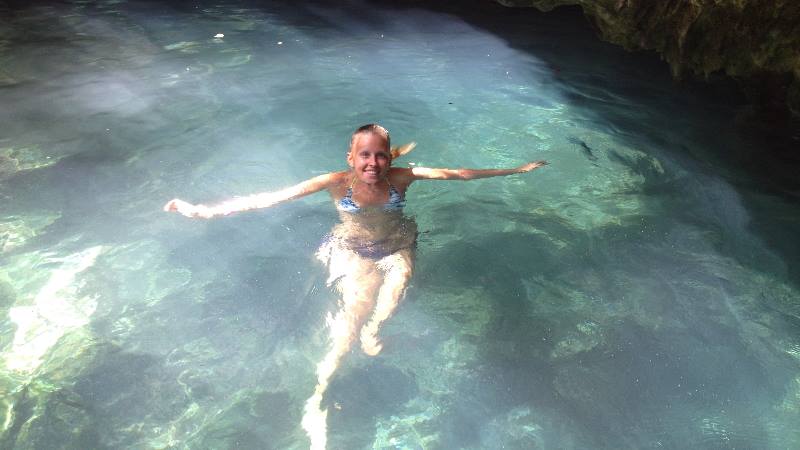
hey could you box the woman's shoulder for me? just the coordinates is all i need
[388,167,413,181]
[388,167,413,178]
[325,171,351,197]
[388,167,414,190]
[326,171,351,183]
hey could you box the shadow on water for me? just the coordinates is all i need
[424,1,800,289]
[417,211,799,448]
[3,342,298,449]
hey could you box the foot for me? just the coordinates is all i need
[360,327,383,356]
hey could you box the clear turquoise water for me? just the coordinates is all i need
[1,1,799,449]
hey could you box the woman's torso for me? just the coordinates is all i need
[327,169,417,254]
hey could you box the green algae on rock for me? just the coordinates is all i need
[183,389,295,449]
[0,147,62,180]
[0,214,60,253]
[495,0,800,115]
[373,399,442,450]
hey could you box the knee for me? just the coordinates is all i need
[386,264,412,285]
[399,264,413,281]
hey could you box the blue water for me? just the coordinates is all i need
[1,1,799,448]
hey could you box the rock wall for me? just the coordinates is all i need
[496,0,800,116]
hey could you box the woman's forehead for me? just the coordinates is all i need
[352,133,389,150]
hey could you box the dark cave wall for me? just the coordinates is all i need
[496,0,800,116]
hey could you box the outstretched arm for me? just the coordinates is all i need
[408,160,547,181]
[164,172,337,218]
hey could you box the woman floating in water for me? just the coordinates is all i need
[164,124,547,449]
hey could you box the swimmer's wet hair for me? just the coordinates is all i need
[351,123,390,151]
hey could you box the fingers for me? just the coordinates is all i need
[528,160,548,170]
[163,199,203,218]
[518,160,548,173]
[163,199,181,212]
[164,199,191,213]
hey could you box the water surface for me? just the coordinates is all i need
[1,1,799,448]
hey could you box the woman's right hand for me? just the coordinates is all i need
[516,160,548,173]
[163,198,214,218]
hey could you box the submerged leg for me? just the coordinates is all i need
[360,248,414,356]
[302,251,380,450]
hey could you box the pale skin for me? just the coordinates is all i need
[164,131,547,450]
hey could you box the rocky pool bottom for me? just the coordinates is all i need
[1,0,800,449]
[2,171,799,449]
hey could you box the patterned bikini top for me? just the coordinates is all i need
[337,182,405,213]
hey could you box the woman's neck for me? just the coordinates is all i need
[351,174,387,192]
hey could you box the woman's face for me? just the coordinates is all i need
[347,132,391,185]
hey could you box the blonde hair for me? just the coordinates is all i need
[350,124,390,151]
[349,124,416,160]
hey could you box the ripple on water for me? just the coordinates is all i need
[4,246,102,374]
[1,1,799,449]
[0,213,60,253]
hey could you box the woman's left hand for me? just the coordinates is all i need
[163,198,215,218]
[517,160,548,172]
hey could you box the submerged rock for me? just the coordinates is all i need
[550,320,604,360]
[373,399,442,450]
[0,146,63,181]
[0,327,107,450]
[496,0,800,116]
[0,378,102,450]
[5,246,102,374]
[184,390,295,449]
[0,214,60,253]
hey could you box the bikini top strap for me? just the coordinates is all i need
[343,178,401,207]
[387,184,404,205]
[342,177,357,199]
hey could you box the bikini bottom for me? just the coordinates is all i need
[319,234,415,261]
